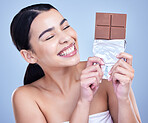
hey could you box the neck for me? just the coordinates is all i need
[42,65,80,94]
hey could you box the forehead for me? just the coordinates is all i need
[30,9,64,34]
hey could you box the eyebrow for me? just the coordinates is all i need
[39,18,67,39]
[60,18,67,26]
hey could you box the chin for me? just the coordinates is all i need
[67,55,80,66]
[60,53,80,67]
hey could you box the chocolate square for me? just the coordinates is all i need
[111,14,126,27]
[96,13,110,26]
[95,26,110,39]
[111,27,126,39]
[95,13,127,40]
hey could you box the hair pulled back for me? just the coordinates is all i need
[10,4,58,85]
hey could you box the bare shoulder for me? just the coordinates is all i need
[77,61,87,69]
[99,79,118,103]
[99,79,114,92]
[101,79,118,122]
[101,79,118,107]
[12,84,39,112]
[12,85,47,123]
[12,84,38,101]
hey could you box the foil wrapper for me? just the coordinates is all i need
[93,39,126,79]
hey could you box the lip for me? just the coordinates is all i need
[61,46,77,57]
[57,43,75,55]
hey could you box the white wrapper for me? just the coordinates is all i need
[93,39,126,79]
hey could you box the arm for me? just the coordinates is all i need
[70,100,90,123]
[129,88,141,122]
[12,87,47,123]
[70,57,104,123]
[118,92,140,123]
[108,52,141,123]
[107,81,141,123]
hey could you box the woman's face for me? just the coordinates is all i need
[29,9,80,68]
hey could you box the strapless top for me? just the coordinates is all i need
[63,110,113,123]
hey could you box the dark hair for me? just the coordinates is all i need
[10,4,58,85]
[24,64,44,85]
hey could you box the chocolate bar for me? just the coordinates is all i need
[95,13,127,40]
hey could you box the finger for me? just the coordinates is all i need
[82,64,103,77]
[109,66,134,81]
[116,52,133,65]
[81,72,101,84]
[90,81,98,90]
[87,56,105,67]
[109,59,134,74]
[112,80,117,94]
[112,73,131,85]
[92,86,99,95]
[81,72,99,80]
[81,77,97,88]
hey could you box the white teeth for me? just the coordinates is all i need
[69,47,72,53]
[60,45,75,56]
[63,51,67,55]
[67,49,70,54]
[70,47,73,51]
[61,52,65,56]
[72,46,74,51]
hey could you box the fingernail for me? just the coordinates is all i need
[99,80,102,83]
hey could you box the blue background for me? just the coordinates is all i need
[0,0,147,122]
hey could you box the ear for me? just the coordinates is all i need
[20,49,37,64]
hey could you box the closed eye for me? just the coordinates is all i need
[63,25,70,30]
[45,35,54,40]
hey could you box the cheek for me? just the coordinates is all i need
[41,43,57,56]
[34,42,57,61]
[68,28,79,47]
[69,28,77,40]
[35,44,57,66]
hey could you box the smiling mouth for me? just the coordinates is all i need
[57,43,77,57]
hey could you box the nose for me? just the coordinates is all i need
[58,31,71,44]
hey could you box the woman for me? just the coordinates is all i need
[11,3,141,123]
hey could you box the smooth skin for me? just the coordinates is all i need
[12,9,141,123]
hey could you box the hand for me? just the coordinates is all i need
[108,52,134,100]
[80,56,104,102]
